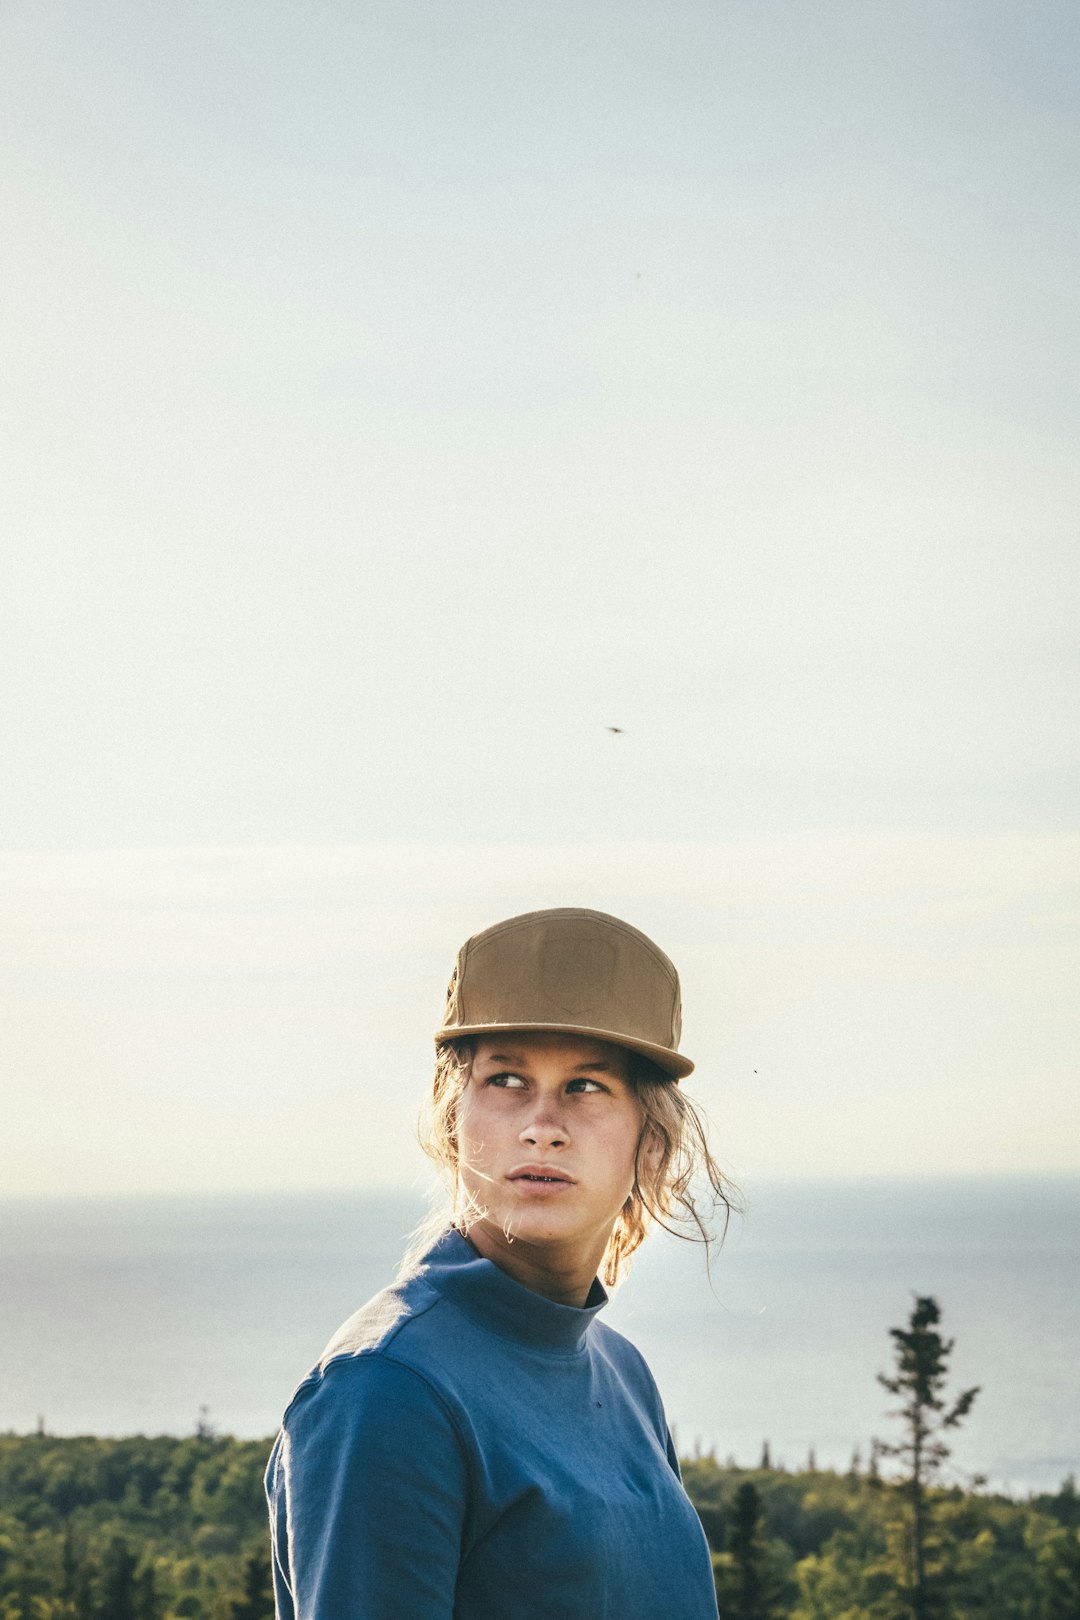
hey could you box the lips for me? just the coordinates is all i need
[508,1164,573,1185]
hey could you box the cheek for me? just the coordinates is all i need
[455,1092,496,1165]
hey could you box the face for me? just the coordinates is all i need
[456,1032,646,1275]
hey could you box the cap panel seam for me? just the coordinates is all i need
[467,909,678,988]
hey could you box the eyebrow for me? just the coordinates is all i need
[478,1052,613,1072]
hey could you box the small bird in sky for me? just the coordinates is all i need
[606,726,625,735]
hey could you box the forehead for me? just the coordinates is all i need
[472,1032,630,1072]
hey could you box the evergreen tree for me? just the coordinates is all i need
[1039,1525,1080,1620]
[133,1561,160,1620]
[1048,1475,1080,1530]
[228,1549,275,1620]
[716,1481,784,1620]
[100,1537,139,1620]
[72,1546,97,1620]
[60,1523,80,1614]
[877,1294,979,1620]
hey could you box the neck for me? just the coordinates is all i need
[463,1220,606,1308]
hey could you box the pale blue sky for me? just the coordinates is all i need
[2,1,1077,1194]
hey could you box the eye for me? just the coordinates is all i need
[485,1071,527,1089]
[566,1077,606,1094]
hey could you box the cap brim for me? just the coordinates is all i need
[432,1021,694,1080]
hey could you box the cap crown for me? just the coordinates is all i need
[435,908,692,1079]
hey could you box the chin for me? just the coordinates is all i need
[500,1210,570,1244]
[498,1201,585,1245]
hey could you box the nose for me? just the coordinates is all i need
[519,1101,568,1151]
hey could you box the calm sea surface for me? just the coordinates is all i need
[1,1177,1076,1497]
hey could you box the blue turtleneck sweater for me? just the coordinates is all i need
[266,1229,718,1620]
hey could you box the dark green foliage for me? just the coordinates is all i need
[683,1453,1080,1620]
[714,1480,789,1620]
[134,1560,161,1620]
[0,1433,1077,1620]
[0,1433,272,1620]
[227,1548,275,1620]
[100,1536,139,1620]
[1041,1476,1080,1532]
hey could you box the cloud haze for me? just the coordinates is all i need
[2,1,1077,1194]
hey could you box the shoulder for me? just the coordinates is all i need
[278,1347,467,1467]
[278,1263,460,1430]
[318,1267,442,1365]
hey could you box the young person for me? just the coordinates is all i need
[266,907,732,1619]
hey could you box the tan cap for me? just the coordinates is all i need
[434,907,693,1079]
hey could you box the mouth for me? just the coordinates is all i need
[508,1166,574,1186]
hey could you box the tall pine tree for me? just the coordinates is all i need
[877,1294,979,1620]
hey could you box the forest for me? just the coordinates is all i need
[1,1298,1077,1619]
[1,1430,1078,1620]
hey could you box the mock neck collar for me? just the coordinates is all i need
[420,1228,608,1354]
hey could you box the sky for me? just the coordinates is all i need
[2,0,1077,1197]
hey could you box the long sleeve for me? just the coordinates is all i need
[267,1354,470,1620]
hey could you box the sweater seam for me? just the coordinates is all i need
[288,1349,476,1496]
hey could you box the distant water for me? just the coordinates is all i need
[1,1177,1076,1497]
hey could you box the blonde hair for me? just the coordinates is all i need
[421,1038,738,1287]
